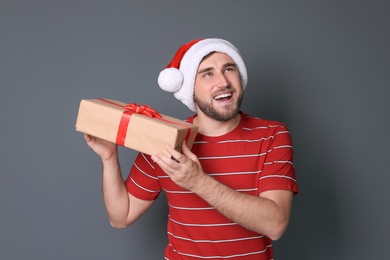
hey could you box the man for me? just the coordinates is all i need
[85,38,298,259]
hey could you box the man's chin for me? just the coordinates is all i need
[212,107,240,122]
[194,95,241,121]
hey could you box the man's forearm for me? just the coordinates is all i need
[101,154,130,228]
[192,175,291,240]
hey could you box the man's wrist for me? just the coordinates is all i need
[101,152,119,166]
[192,174,219,198]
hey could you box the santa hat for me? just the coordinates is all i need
[158,38,248,112]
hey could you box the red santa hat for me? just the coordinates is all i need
[158,38,248,112]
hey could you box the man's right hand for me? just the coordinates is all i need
[84,134,117,161]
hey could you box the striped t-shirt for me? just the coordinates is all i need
[125,112,299,259]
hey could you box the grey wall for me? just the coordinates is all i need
[1,1,389,259]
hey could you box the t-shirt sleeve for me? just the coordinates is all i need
[125,153,161,201]
[258,124,299,194]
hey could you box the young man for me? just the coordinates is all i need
[85,38,299,259]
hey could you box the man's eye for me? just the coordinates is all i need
[203,72,212,78]
[225,67,234,72]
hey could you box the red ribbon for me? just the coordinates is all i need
[124,103,162,119]
[97,99,191,148]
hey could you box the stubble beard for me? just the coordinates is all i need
[193,90,244,122]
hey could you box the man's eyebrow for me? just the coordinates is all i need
[197,63,237,75]
[223,62,237,69]
[197,67,213,75]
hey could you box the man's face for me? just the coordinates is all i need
[193,52,243,121]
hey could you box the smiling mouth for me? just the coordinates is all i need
[213,92,233,101]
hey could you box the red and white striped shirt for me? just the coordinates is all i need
[126,112,299,259]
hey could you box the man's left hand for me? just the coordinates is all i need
[151,140,207,191]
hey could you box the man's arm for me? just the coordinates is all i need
[151,141,293,240]
[84,134,153,228]
[189,177,293,240]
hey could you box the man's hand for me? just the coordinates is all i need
[84,134,117,161]
[151,140,207,191]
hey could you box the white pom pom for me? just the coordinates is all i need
[158,68,183,92]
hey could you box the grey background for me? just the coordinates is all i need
[1,1,389,259]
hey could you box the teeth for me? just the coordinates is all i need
[214,93,231,100]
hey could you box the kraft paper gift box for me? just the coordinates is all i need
[75,99,198,156]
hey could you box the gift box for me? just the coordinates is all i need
[75,98,198,156]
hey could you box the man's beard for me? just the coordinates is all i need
[193,90,243,122]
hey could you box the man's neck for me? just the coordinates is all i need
[193,112,241,137]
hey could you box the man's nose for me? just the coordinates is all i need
[214,72,229,88]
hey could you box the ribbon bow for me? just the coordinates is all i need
[124,103,162,119]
